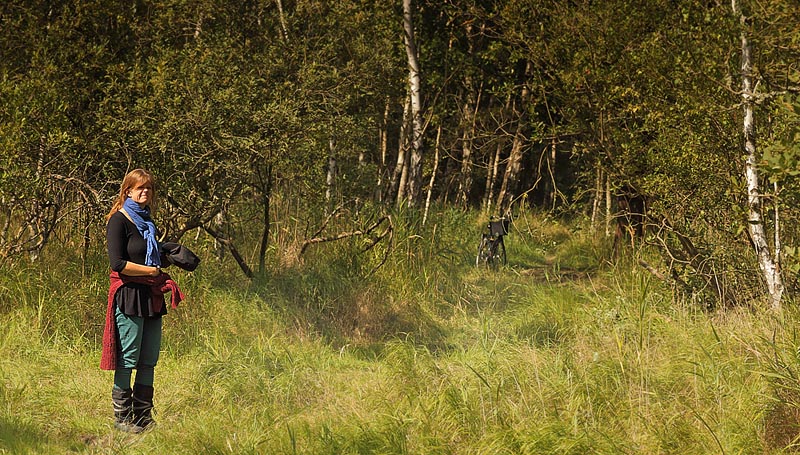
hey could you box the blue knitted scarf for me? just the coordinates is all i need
[122,198,161,267]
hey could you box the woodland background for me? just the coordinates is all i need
[4,1,800,453]
[3,0,800,307]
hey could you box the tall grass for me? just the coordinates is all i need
[0,209,796,453]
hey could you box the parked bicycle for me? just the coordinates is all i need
[476,216,510,268]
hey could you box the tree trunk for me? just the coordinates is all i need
[496,60,532,213]
[484,95,511,214]
[457,94,474,207]
[605,173,612,238]
[734,0,783,310]
[403,0,424,207]
[497,112,526,212]
[458,82,482,208]
[193,14,203,40]
[257,164,273,275]
[215,209,226,261]
[591,162,602,232]
[775,181,781,271]
[325,137,336,206]
[376,97,390,203]
[548,138,559,211]
[397,147,410,204]
[389,96,410,204]
[423,124,442,225]
[483,139,501,214]
[275,0,289,42]
[457,25,479,207]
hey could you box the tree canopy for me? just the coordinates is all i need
[2,0,800,307]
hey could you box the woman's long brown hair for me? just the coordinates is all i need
[105,169,157,223]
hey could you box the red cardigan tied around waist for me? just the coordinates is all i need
[100,271,185,371]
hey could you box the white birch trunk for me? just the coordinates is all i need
[423,124,442,225]
[457,96,474,207]
[376,97,390,202]
[275,0,289,42]
[457,26,479,207]
[548,138,558,211]
[214,209,225,261]
[775,181,781,271]
[403,0,424,206]
[734,0,783,310]
[397,148,409,204]
[390,97,410,204]
[483,139,501,214]
[605,173,611,238]
[193,17,203,40]
[325,138,336,204]
[591,162,601,232]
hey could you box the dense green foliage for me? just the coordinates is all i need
[1,210,800,453]
[2,0,800,306]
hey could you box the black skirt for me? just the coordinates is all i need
[114,283,167,318]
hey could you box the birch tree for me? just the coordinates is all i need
[390,97,411,204]
[403,0,424,207]
[733,0,784,310]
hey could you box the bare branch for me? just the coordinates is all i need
[202,224,253,279]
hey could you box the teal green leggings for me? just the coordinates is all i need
[113,306,162,390]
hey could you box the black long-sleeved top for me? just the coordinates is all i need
[106,211,168,318]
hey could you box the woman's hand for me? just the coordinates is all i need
[121,262,162,277]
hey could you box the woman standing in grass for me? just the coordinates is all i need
[101,169,184,433]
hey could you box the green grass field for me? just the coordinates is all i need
[0,211,797,454]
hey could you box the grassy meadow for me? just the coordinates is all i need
[1,209,799,454]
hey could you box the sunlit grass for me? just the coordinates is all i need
[0,209,794,453]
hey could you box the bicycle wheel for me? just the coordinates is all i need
[493,237,507,266]
[486,237,502,269]
[476,235,491,266]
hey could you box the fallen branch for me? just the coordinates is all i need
[366,217,393,276]
[310,204,345,239]
[299,215,390,257]
[638,259,666,281]
[299,215,394,275]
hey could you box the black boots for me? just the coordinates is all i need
[112,384,155,433]
[112,387,144,433]
[132,383,155,430]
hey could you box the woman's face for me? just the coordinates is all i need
[127,181,154,207]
